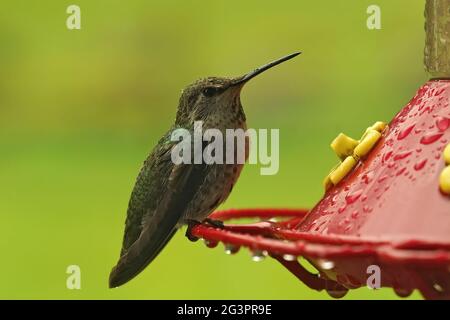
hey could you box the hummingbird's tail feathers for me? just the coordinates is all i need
[109,228,177,288]
[109,163,209,288]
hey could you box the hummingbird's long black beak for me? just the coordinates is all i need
[232,51,301,86]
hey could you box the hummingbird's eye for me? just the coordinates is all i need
[202,87,219,97]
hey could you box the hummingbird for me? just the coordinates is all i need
[109,52,301,288]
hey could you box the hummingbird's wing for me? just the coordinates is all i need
[109,136,208,287]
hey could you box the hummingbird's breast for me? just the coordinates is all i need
[183,104,248,223]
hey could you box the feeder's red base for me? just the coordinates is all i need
[192,80,450,299]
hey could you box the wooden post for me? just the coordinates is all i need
[425,0,450,79]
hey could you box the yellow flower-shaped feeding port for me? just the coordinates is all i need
[440,144,450,195]
[444,144,450,165]
[323,122,387,191]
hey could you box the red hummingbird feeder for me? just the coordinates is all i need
[191,0,450,299]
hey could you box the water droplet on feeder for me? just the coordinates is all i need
[362,171,374,184]
[318,260,335,270]
[393,287,413,298]
[224,244,239,255]
[420,132,444,145]
[204,239,218,248]
[282,254,297,261]
[394,150,412,161]
[433,283,444,293]
[331,194,339,205]
[383,151,393,163]
[397,124,415,140]
[345,189,363,204]
[326,287,348,299]
[251,250,268,262]
[436,117,450,131]
[396,167,407,176]
[414,159,428,171]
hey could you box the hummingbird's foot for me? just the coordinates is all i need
[204,218,225,229]
[185,218,225,242]
[185,220,200,242]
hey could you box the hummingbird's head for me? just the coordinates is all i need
[175,52,301,126]
[176,77,241,125]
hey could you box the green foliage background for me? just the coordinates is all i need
[0,0,427,299]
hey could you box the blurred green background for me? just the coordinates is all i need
[0,0,427,299]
